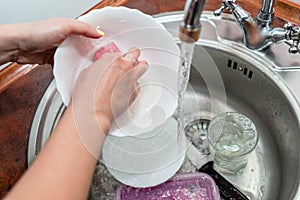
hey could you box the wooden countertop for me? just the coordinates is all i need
[0,0,299,197]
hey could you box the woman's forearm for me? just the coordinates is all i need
[5,106,108,200]
[3,44,146,200]
[0,25,19,65]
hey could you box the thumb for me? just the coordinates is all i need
[69,19,103,38]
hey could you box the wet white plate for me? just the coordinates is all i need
[54,7,180,137]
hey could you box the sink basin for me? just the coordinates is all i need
[28,11,300,200]
[183,43,300,200]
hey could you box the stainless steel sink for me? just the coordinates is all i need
[28,11,300,200]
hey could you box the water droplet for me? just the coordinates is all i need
[260,185,265,193]
[238,115,245,121]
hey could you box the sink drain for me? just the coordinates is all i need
[184,118,211,155]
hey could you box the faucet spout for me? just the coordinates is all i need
[261,0,275,13]
[179,0,206,43]
[257,0,275,25]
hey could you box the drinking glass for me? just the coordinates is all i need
[207,112,258,174]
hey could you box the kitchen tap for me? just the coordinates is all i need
[179,0,206,43]
[214,0,300,53]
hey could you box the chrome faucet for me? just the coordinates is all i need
[179,0,206,43]
[214,0,300,53]
[179,0,300,53]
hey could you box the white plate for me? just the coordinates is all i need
[54,7,180,137]
[102,117,186,187]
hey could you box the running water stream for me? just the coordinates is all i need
[177,42,195,146]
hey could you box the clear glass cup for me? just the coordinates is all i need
[207,112,258,174]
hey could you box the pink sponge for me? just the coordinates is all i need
[93,42,121,61]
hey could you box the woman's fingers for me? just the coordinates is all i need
[63,18,103,39]
[132,60,148,81]
[127,61,148,105]
[77,47,148,121]
[122,48,140,66]
[130,82,141,105]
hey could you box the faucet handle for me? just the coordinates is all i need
[214,4,227,16]
[289,40,299,54]
[214,0,235,16]
[283,22,294,31]
[284,22,300,54]
[214,0,250,23]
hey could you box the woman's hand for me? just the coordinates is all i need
[96,48,148,122]
[72,48,148,136]
[70,47,147,158]
[0,18,102,65]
